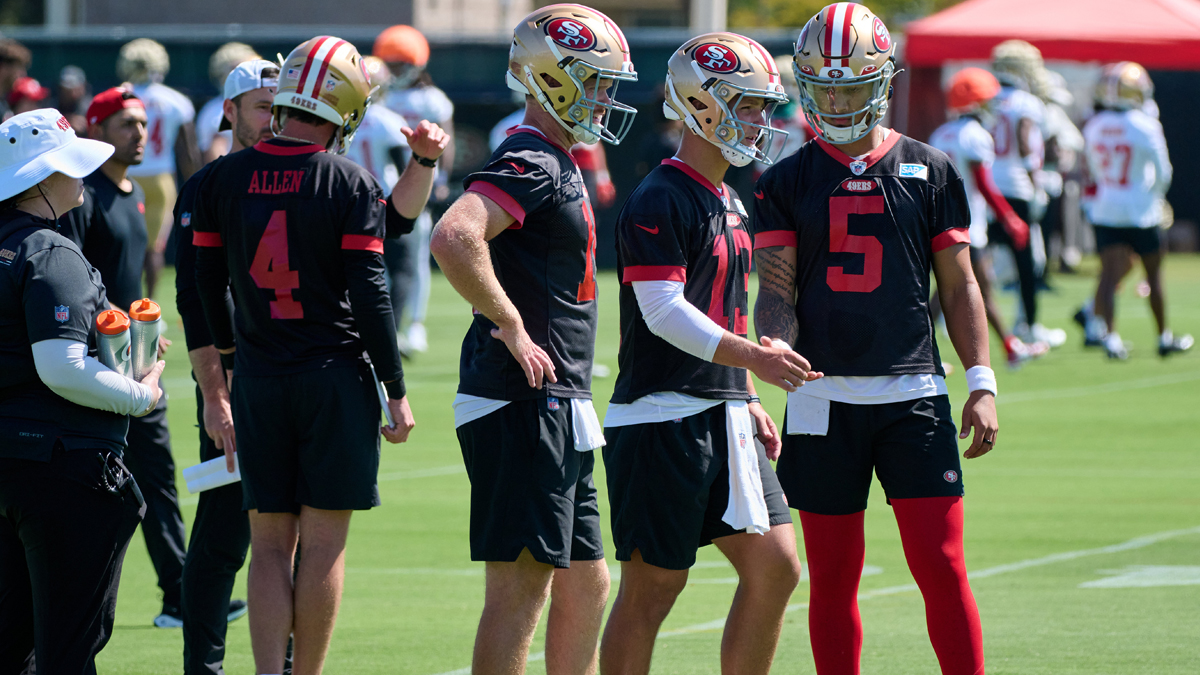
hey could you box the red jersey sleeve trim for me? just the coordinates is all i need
[467,182,526,228]
[253,140,326,156]
[754,230,798,250]
[932,228,970,252]
[622,265,687,284]
[341,234,385,253]
[192,231,223,247]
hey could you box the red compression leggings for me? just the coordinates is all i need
[799,497,984,675]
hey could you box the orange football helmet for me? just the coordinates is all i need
[947,67,1000,115]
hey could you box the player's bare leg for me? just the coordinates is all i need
[1094,243,1134,334]
[1139,251,1167,334]
[474,548,555,675]
[247,511,300,673]
[599,550,689,675]
[291,507,352,675]
[713,524,802,675]
[545,559,609,675]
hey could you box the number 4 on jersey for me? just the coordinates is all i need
[250,210,304,319]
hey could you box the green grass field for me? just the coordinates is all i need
[96,255,1200,674]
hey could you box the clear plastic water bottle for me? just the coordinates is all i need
[96,309,132,377]
[129,298,161,381]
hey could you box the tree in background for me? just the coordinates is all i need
[730,0,964,31]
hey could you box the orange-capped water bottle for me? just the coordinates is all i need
[96,309,132,377]
[129,298,161,381]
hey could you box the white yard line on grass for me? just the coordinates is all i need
[997,371,1200,405]
[179,464,464,506]
[428,525,1200,675]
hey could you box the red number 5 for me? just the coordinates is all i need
[250,210,304,319]
[827,196,884,293]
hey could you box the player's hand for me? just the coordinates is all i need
[959,389,998,459]
[753,336,823,392]
[748,401,782,460]
[491,325,557,390]
[203,392,238,471]
[133,360,167,417]
[402,121,450,162]
[382,396,416,444]
[596,179,617,208]
[157,334,171,357]
[1002,213,1030,251]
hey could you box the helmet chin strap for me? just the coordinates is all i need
[36,184,58,222]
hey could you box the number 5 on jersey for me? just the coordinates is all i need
[250,210,304,319]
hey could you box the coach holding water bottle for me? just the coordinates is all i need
[0,109,166,673]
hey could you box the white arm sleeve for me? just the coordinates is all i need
[632,280,725,362]
[32,339,154,416]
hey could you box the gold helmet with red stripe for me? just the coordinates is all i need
[792,2,898,144]
[663,33,789,167]
[274,36,374,154]
[507,3,638,145]
[1095,61,1153,111]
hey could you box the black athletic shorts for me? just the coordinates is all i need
[456,397,604,568]
[603,404,792,570]
[1093,225,1162,256]
[776,395,963,516]
[987,198,1033,247]
[232,365,382,514]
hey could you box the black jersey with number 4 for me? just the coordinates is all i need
[459,127,597,401]
[753,132,970,377]
[611,159,751,404]
[192,139,403,392]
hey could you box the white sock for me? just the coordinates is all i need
[1161,329,1174,345]
[1086,316,1108,340]
[1105,332,1123,349]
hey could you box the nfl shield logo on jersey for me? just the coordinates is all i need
[849,160,868,175]
[54,305,69,323]
[547,397,560,411]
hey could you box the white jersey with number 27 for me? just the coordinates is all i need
[1083,108,1172,228]
[345,105,410,190]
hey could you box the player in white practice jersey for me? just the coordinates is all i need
[1082,61,1191,359]
[115,38,201,298]
[374,24,453,354]
[988,40,1067,348]
[930,67,1049,369]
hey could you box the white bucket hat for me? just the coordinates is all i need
[0,109,115,202]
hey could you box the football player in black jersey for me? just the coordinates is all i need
[429,5,636,673]
[752,5,996,675]
[599,34,817,675]
[193,37,445,674]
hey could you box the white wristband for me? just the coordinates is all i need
[965,365,997,396]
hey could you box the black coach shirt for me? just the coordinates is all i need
[753,132,970,377]
[459,127,598,401]
[174,161,234,352]
[0,211,127,457]
[60,170,148,312]
[192,139,404,396]
[611,159,751,404]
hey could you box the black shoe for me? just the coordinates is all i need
[1159,334,1194,357]
[1072,307,1088,329]
[227,599,248,623]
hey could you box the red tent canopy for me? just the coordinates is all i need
[905,0,1200,69]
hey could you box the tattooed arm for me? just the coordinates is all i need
[754,245,800,346]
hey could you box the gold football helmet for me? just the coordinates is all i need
[274,36,374,155]
[1095,61,1153,111]
[663,33,789,167]
[507,3,638,145]
[362,55,393,91]
[209,42,260,90]
[117,38,170,85]
[792,3,898,144]
[991,39,1044,91]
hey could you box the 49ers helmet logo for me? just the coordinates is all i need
[546,18,597,51]
[695,43,739,74]
[872,17,892,52]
